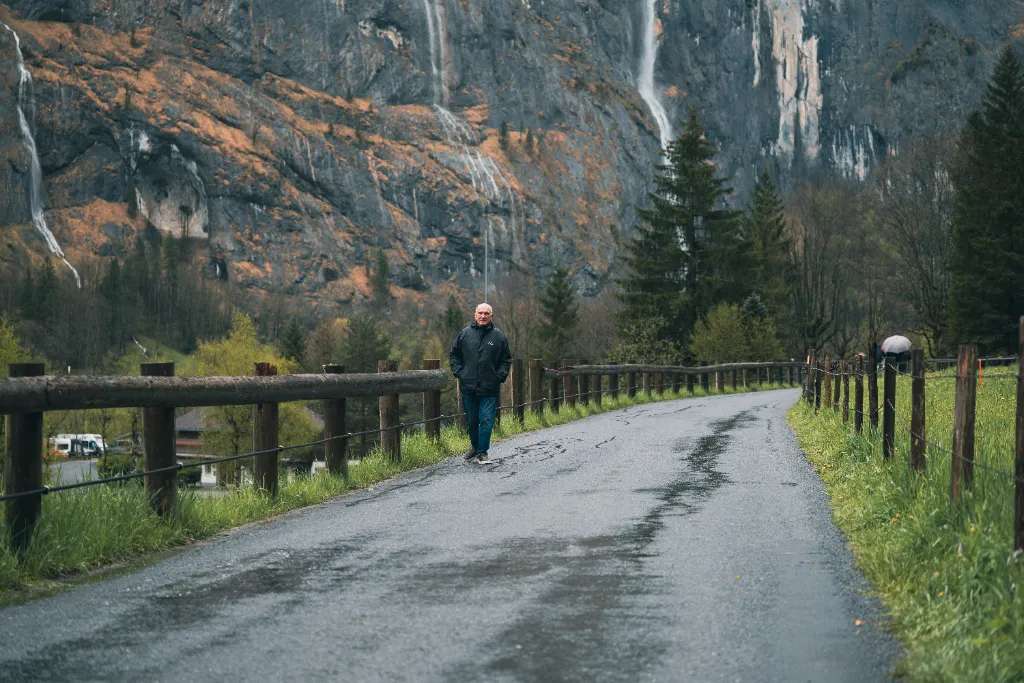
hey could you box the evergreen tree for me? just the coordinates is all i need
[619,110,744,354]
[371,249,390,304]
[36,258,58,324]
[17,268,35,320]
[280,317,307,362]
[949,46,1024,352]
[538,267,579,361]
[746,172,791,318]
[499,121,510,152]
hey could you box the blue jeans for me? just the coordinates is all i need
[461,391,497,455]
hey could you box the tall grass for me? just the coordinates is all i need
[789,370,1023,682]
[0,379,790,594]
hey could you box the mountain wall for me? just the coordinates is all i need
[0,0,1020,316]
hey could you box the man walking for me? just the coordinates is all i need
[449,303,512,464]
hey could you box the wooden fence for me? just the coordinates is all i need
[802,317,1024,551]
[1,358,802,553]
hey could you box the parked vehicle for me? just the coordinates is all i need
[48,434,107,459]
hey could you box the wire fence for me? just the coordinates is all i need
[803,336,1024,551]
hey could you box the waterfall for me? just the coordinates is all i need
[3,23,81,288]
[421,1,517,301]
[638,0,673,154]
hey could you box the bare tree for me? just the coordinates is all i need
[874,139,954,356]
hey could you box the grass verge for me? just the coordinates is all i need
[0,381,789,599]
[788,372,1023,682]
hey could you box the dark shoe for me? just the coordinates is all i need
[475,453,491,464]
[463,449,477,461]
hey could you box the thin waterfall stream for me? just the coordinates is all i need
[3,22,81,288]
[638,0,673,156]
[421,0,518,302]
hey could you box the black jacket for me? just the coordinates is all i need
[449,322,512,396]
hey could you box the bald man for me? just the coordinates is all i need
[449,303,512,464]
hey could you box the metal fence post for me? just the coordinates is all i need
[854,355,864,434]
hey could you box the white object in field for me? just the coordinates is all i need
[880,335,912,355]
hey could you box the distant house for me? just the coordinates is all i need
[176,408,206,455]
[175,407,325,457]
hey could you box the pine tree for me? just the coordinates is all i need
[619,110,743,353]
[280,317,307,362]
[371,249,390,304]
[949,46,1024,352]
[746,172,791,318]
[499,121,510,152]
[538,267,579,361]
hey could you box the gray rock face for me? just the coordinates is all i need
[0,1,1019,312]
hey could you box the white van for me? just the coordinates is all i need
[49,434,107,458]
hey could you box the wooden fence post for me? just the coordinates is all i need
[731,368,738,391]
[804,354,814,404]
[423,360,441,441]
[951,344,977,503]
[609,371,620,401]
[672,372,681,394]
[323,364,348,476]
[529,359,544,417]
[455,381,467,430]
[562,359,576,409]
[842,361,850,424]
[814,358,823,412]
[868,344,879,429]
[1014,318,1024,551]
[715,370,724,393]
[822,356,833,411]
[4,362,45,554]
[579,361,591,406]
[253,362,280,496]
[883,357,896,460]
[854,355,864,434]
[593,371,604,407]
[701,366,710,393]
[142,362,177,513]
[512,358,526,424]
[832,360,841,411]
[378,360,400,462]
[910,349,926,472]
[686,371,694,394]
[549,369,561,414]
[628,370,638,398]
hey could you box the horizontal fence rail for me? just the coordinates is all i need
[544,361,801,377]
[0,370,448,412]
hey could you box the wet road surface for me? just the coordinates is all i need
[0,389,899,681]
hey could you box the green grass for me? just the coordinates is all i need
[0,379,791,597]
[789,371,1023,682]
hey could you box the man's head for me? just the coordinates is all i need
[474,303,493,326]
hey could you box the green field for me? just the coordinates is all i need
[789,367,1023,682]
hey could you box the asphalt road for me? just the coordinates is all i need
[0,389,899,681]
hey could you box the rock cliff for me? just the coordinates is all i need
[0,0,1020,314]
